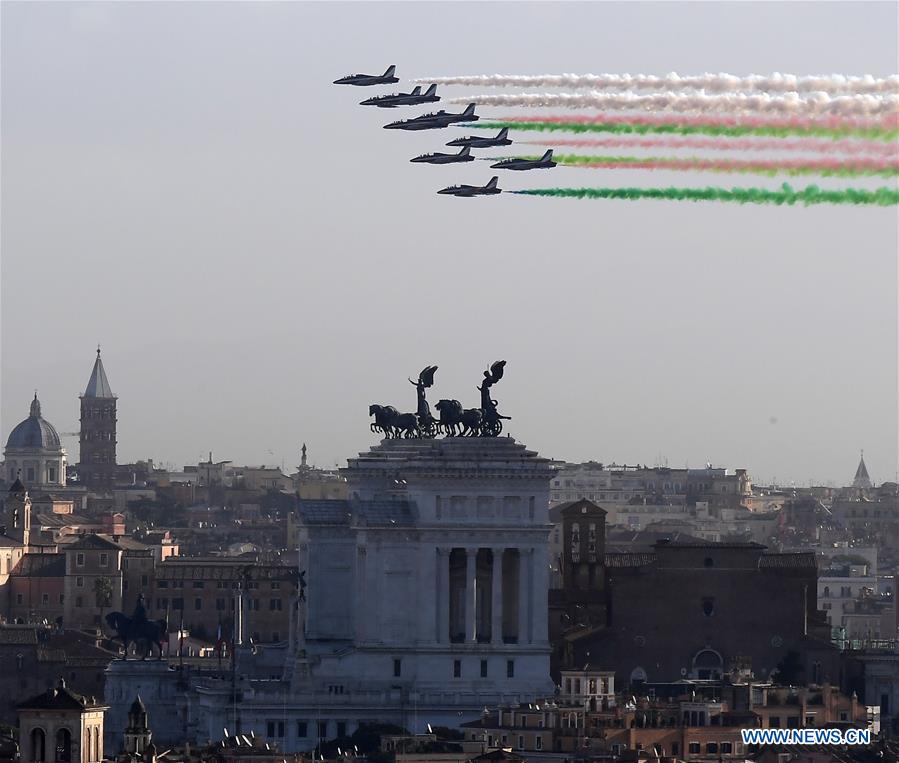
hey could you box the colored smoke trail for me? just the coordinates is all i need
[501,112,899,129]
[413,72,899,95]
[519,136,899,157]
[470,120,899,141]
[536,154,899,177]
[449,91,899,117]
[510,184,899,206]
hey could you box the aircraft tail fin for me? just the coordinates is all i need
[411,86,421,95]
[542,149,554,162]
[498,128,509,140]
[425,84,437,96]
[486,176,498,189]
[463,103,476,117]
[384,65,396,77]
[459,146,470,156]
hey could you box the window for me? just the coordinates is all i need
[706,742,718,754]
[535,737,542,750]
[453,660,461,678]
[266,721,284,739]
[193,581,204,589]
[317,721,328,740]
[59,594,65,604]
[158,581,169,589]
[42,593,49,605]
[216,598,226,611]
[194,598,202,611]
[173,598,183,610]
[76,577,84,588]
[393,658,402,677]
[76,554,85,567]
[507,660,515,678]
[269,599,282,611]
[702,597,715,617]
[141,575,148,587]
[769,716,781,728]
[15,593,23,605]
[517,736,524,749]
[688,743,701,754]
[481,660,488,677]
[296,722,308,738]
[336,721,346,738]
[704,557,714,567]
[76,596,83,608]
[721,742,733,753]
[99,553,108,568]
[271,581,280,590]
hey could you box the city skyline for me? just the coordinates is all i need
[2,2,896,485]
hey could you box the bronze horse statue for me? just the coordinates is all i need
[106,601,168,660]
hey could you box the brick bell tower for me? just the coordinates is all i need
[78,347,117,488]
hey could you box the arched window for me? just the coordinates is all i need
[630,666,648,685]
[31,728,46,762]
[692,649,724,680]
[84,730,91,763]
[55,728,71,763]
[823,586,830,598]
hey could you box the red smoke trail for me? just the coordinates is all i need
[559,156,899,176]
[502,113,899,131]
[521,136,899,157]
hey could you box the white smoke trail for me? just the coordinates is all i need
[414,72,899,95]
[448,91,899,118]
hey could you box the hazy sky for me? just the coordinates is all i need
[2,1,897,485]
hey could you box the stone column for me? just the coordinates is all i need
[465,548,478,643]
[518,548,531,644]
[491,548,504,644]
[354,544,367,642]
[532,544,549,643]
[436,547,450,643]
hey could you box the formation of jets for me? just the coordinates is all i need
[334,65,557,197]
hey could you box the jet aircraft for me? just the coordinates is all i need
[384,104,478,131]
[490,149,557,170]
[410,146,474,164]
[360,84,440,108]
[446,128,512,149]
[333,65,399,86]
[437,177,501,197]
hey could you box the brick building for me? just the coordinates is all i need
[145,557,298,643]
[565,541,840,689]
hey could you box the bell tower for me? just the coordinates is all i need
[123,695,152,756]
[78,347,117,488]
[2,476,31,547]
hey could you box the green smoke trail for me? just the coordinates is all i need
[469,120,899,141]
[510,184,899,206]
[503,154,899,177]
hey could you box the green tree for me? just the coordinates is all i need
[94,577,114,620]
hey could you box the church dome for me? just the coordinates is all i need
[5,395,61,450]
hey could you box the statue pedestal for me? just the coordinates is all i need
[103,659,182,754]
